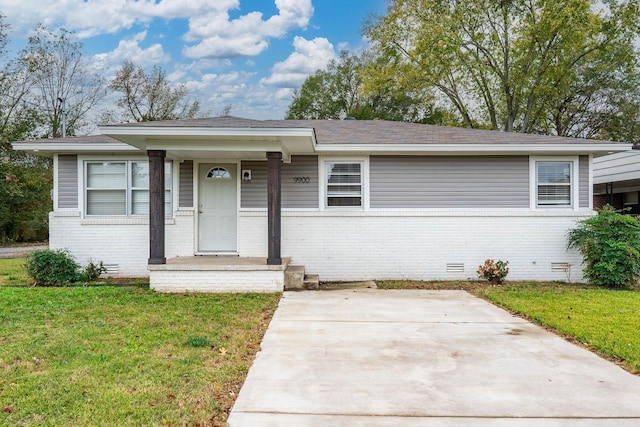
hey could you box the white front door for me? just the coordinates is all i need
[198,163,237,252]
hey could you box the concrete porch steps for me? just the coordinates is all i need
[303,274,320,290]
[284,265,319,290]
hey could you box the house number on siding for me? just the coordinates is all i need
[293,177,310,183]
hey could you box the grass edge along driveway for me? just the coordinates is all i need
[0,286,280,426]
[379,280,640,375]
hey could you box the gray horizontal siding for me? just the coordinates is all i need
[370,156,530,208]
[57,154,78,208]
[241,155,318,208]
[179,160,194,208]
[579,155,589,208]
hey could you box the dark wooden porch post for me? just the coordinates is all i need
[148,150,166,265]
[266,151,282,265]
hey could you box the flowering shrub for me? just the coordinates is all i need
[477,259,509,285]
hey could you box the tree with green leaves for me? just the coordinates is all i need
[286,50,445,123]
[363,0,640,136]
[22,25,105,138]
[0,19,52,243]
[108,61,201,122]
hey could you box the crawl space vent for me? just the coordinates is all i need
[102,264,119,275]
[446,263,465,273]
[551,262,570,272]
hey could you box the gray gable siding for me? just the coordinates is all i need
[57,154,78,209]
[370,156,530,208]
[241,155,319,208]
[179,160,194,208]
[579,155,589,208]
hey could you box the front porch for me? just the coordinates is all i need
[148,256,291,293]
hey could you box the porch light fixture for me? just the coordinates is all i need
[242,170,251,181]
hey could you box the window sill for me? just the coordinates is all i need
[80,217,176,225]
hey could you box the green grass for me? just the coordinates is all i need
[378,280,640,374]
[0,258,29,286]
[0,286,280,426]
[0,258,149,286]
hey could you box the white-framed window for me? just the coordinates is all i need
[530,157,578,209]
[325,161,363,208]
[85,161,172,216]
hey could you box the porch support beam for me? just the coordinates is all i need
[148,149,166,265]
[267,151,282,265]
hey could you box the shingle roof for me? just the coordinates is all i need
[13,134,121,144]
[101,115,293,129]
[270,119,610,145]
[16,116,622,146]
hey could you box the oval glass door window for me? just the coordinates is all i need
[206,167,231,179]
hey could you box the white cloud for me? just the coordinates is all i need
[0,0,235,38]
[0,0,314,61]
[92,31,170,68]
[261,36,336,88]
[182,0,313,58]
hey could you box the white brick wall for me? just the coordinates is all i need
[49,210,195,277]
[150,270,284,293]
[239,210,590,282]
[50,208,590,283]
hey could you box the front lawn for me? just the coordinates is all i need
[0,258,149,286]
[378,280,640,374]
[0,258,28,286]
[0,286,280,426]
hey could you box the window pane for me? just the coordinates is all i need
[326,162,362,208]
[328,197,362,207]
[132,190,149,215]
[206,167,230,179]
[132,162,149,188]
[165,189,172,215]
[329,163,361,174]
[87,162,126,188]
[328,185,362,195]
[538,185,571,205]
[328,174,361,184]
[538,162,570,184]
[87,190,126,215]
[165,163,172,190]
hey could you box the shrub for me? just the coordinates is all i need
[25,250,106,286]
[26,249,81,286]
[81,260,107,282]
[477,259,509,285]
[567,206,640,289]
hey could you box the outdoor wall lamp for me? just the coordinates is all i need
[242,170,252,181]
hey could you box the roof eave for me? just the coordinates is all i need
[11,141,141,157]
[314,143,631,156]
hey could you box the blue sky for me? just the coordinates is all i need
[0,0,387,122]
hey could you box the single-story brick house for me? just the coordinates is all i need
[13,116,629,291]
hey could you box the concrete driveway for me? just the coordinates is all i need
[228,289,640,426]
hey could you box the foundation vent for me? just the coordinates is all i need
[551,262,570,272]
[446,263,465,273]
[102,263,120,275]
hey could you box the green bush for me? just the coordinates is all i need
[25,250,106,286]
[81,260,107,282]
[567,206,640,288]
[477,259,509,285]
